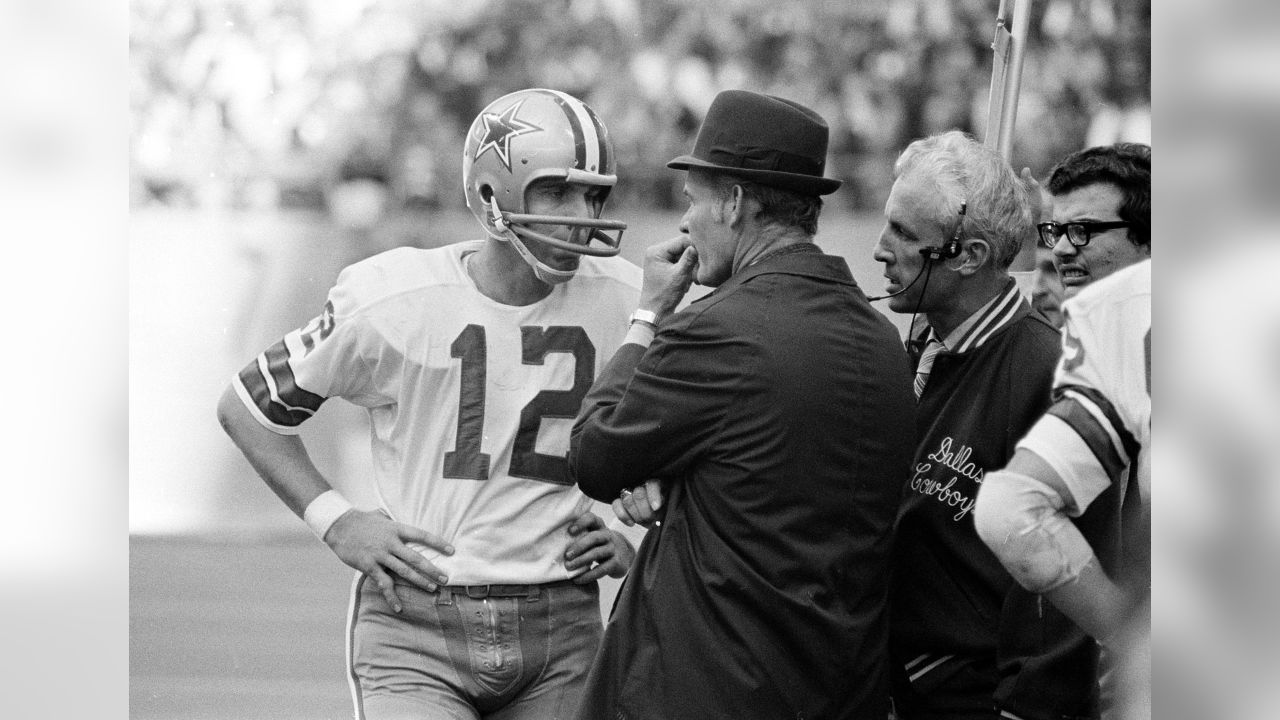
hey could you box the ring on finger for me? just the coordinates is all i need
[619,489,632,498]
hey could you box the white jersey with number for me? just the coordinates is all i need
[1016,259,1151,514]
[232,241,642,584]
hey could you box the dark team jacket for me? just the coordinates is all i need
[569,245,917,720]
[889,291,1102,720]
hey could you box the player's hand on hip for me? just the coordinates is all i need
[323,509,454,613]
[611,478,664,529]
[564,511,636,582]
[638,236,698,322]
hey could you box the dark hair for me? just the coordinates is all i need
[1046,143,1150,248]
[702,172,824,236]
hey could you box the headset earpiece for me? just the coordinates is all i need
[919,240,962,262]
[921,200,966,261]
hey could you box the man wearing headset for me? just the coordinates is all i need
[216,89,643,719]
[873,131,1100,720]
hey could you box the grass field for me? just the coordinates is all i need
[129,205,899,718]
[131,534,355,719]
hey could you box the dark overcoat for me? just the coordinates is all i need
[569,246,916,720]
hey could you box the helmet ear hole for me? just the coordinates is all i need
[479,184,494,203]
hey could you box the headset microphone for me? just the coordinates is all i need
[866,262,930,302]
[867,200,967,302]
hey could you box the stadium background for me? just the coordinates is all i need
[128,1,1150,718]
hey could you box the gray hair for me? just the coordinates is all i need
[893,130,1032,269]
[693,169,823,237]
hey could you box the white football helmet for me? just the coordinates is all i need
[462,89,625,283]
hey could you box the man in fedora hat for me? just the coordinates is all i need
[566,89,916,719]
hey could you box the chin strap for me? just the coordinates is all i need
[487,199,577,285]
[509,231,577,284]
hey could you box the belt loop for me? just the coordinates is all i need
[526,584,541,602]
[435,586,453,606]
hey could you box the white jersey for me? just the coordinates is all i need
[1016,259,1151,514]
[232,241,642,584]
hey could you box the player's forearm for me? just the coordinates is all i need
[1043,557,1130,644]
[216,385,334,518]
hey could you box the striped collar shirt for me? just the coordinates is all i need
[930,277,1027,355]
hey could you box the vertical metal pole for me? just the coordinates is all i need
[984,0,1013,154]
[996,0,1033,161]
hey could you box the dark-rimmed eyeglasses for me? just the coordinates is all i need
[1037,220,1132,249]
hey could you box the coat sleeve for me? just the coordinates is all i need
[568,309,749,502]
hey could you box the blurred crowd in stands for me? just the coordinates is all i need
[130,0,1149,213]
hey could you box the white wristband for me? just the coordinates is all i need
[629,309,658,328]
[303,490,354,541]
[623,321,656,347]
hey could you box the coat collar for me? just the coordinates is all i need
[910,277,1031,356]
[692,243,855,306]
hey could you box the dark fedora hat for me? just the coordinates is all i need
[667,90,842,196]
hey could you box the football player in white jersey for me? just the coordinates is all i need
[975,259,1151,717]
[217,89,644,720]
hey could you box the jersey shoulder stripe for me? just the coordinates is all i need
[1047,383,1138,484]
[232,245,474,434]
[238,338,327,427]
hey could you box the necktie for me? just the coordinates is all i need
[913,336,944,399]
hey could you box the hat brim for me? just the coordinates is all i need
[668,155,842,196]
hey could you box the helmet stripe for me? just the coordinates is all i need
[582,102,611,173]
[541,89,601,174]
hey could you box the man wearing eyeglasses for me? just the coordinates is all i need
[972,144,1151,719]
[1038,143,1151,298]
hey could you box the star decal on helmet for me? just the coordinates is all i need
[473,99,543,172]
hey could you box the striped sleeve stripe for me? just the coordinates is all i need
[236,339,325,428]
[1046,387,1135,483]
[908,654,956,683]
[1061,383,1140,463]
[1015,413,1112,512]
[541,89,604,174]
[261,341,325,415]
[904,653,931,671]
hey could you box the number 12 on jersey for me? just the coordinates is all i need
[442,324,595,486]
